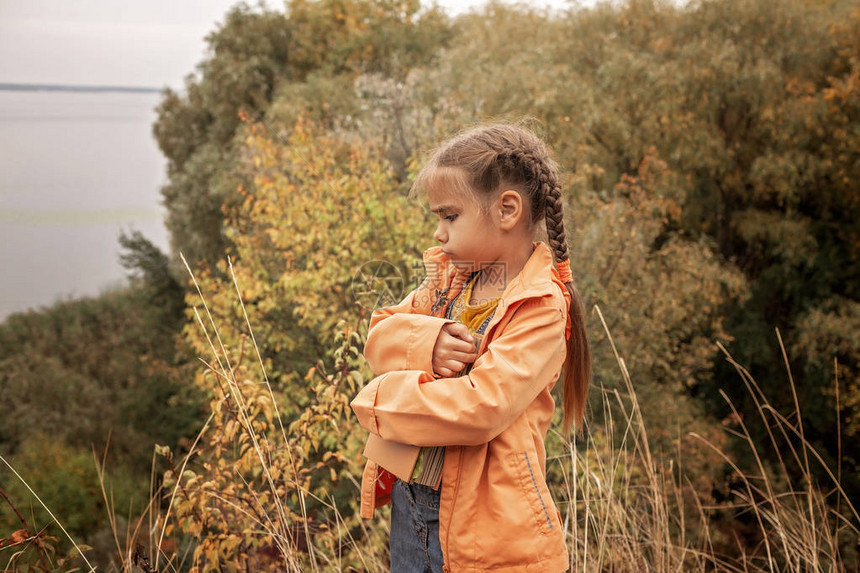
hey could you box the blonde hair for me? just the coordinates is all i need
[410,123,592,435]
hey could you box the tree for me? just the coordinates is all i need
[153,0,451,277]
[182,117,430,405]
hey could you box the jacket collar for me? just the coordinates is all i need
[421,241,572,340]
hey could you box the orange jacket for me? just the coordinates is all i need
[350,241,571,573]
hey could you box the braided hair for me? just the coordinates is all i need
[410,123,591,435]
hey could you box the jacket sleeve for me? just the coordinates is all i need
[363,284,455,376]
[350,296,567,447]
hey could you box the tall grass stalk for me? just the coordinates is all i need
[544,305,859,572]
[3,286,856,571]
[177,252,303,571]
[0,455,96,572]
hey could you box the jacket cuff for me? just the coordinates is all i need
[404,315,455,373]
[350,376,381,435]
[350,370,436,438]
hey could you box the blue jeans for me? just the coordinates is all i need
[389,478,445,572]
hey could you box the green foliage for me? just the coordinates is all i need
[159,320,377,572]
[794,297,860,442]
[0,437,141,571]
[119,229,186,333]
[556,149,749,490]
[0,278,203,568]
[573,150,748,392]
[183,118,430,403]
[2,438,140,537]
[154,3,291,274]
[154,0,452,275]
[0,287,201,472]
[5,0,860,567]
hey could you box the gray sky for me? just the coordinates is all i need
[0,0,575,90]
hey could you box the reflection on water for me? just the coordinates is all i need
[0,89,169,321]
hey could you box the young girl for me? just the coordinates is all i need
[350,123,591,572]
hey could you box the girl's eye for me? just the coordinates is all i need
[444,214,458,222]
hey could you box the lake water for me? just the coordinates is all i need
[0,89,170,321]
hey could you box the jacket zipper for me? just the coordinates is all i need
[437,272,531,571]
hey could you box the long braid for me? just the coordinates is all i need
[543,177,590,434]
[493,134,591,435]
[511,145,590,434]
[544,183,569,265]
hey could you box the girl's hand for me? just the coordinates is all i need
[432,323,478,378]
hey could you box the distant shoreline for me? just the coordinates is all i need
[0,82,162,94]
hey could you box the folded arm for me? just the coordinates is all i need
[350,297,567,447]
[363,284,456,376]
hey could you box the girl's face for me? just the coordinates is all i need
[427,179,502,268]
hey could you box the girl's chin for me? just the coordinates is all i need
[449,258,478,270]
[441,250,479,267]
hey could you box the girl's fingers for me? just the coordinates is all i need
[445,349,477,362]
[444,359,467,373]
[444,323,474,343]
[441,332,477,354]
[434,360,464,377]
[433,328,478,377]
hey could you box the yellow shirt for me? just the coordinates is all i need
[410,270,501,488]
[447,270,501,337]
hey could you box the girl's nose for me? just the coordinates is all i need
[433,223,446,243]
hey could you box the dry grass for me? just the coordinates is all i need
[545,305,859,572]
[1,264,857,572]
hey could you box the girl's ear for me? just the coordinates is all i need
[497,190,524,231]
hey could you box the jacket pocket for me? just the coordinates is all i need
[506,450,555,535]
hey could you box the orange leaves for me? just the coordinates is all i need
[823,70,860,104]
[0,528,32,548]
[612,147,683,227]
[164,313,368,571]
[204,117,429,362]
[576,141,749,406]
[173,153,379,563]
